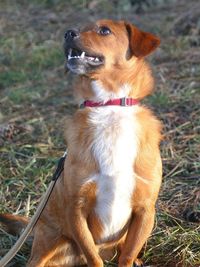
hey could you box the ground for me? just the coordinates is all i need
[0,0,199,266]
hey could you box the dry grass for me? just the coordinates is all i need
[0,0,200,266]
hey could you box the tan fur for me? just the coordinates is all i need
[0,19,162,267]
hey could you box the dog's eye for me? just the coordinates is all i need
[98,26,111,36]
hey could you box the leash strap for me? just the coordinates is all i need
[0,151,67,267]
[52,151,67,181]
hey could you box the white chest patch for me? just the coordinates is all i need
[88,106,139,242]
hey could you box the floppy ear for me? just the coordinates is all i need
[125,22,160,58]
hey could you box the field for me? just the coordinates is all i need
[0,0,200,266]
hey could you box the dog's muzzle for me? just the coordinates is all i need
[64,29,104,74]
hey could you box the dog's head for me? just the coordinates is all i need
[64,19,160,75]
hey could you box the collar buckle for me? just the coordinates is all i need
[120,97,128,106]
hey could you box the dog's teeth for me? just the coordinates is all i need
[81,51,85,58]
[95,58,99,62]
[68,49,72,60]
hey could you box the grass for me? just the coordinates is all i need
[0,0,200,266]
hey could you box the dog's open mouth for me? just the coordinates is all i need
[67,48,104,66]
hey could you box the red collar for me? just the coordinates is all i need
[80,98,139,108]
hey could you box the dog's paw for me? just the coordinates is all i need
[133,258,144,267]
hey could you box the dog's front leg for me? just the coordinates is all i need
[69,208,103,267]
[118,206,155,267]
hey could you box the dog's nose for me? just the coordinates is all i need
[64,29,80,40]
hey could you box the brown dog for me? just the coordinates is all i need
[1,19,162,267]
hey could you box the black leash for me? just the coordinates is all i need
[52,151,67,181]
[33,150,67,224]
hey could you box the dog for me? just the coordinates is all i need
[0,19,162,267]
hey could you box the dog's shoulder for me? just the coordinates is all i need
[135,105,162,144]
